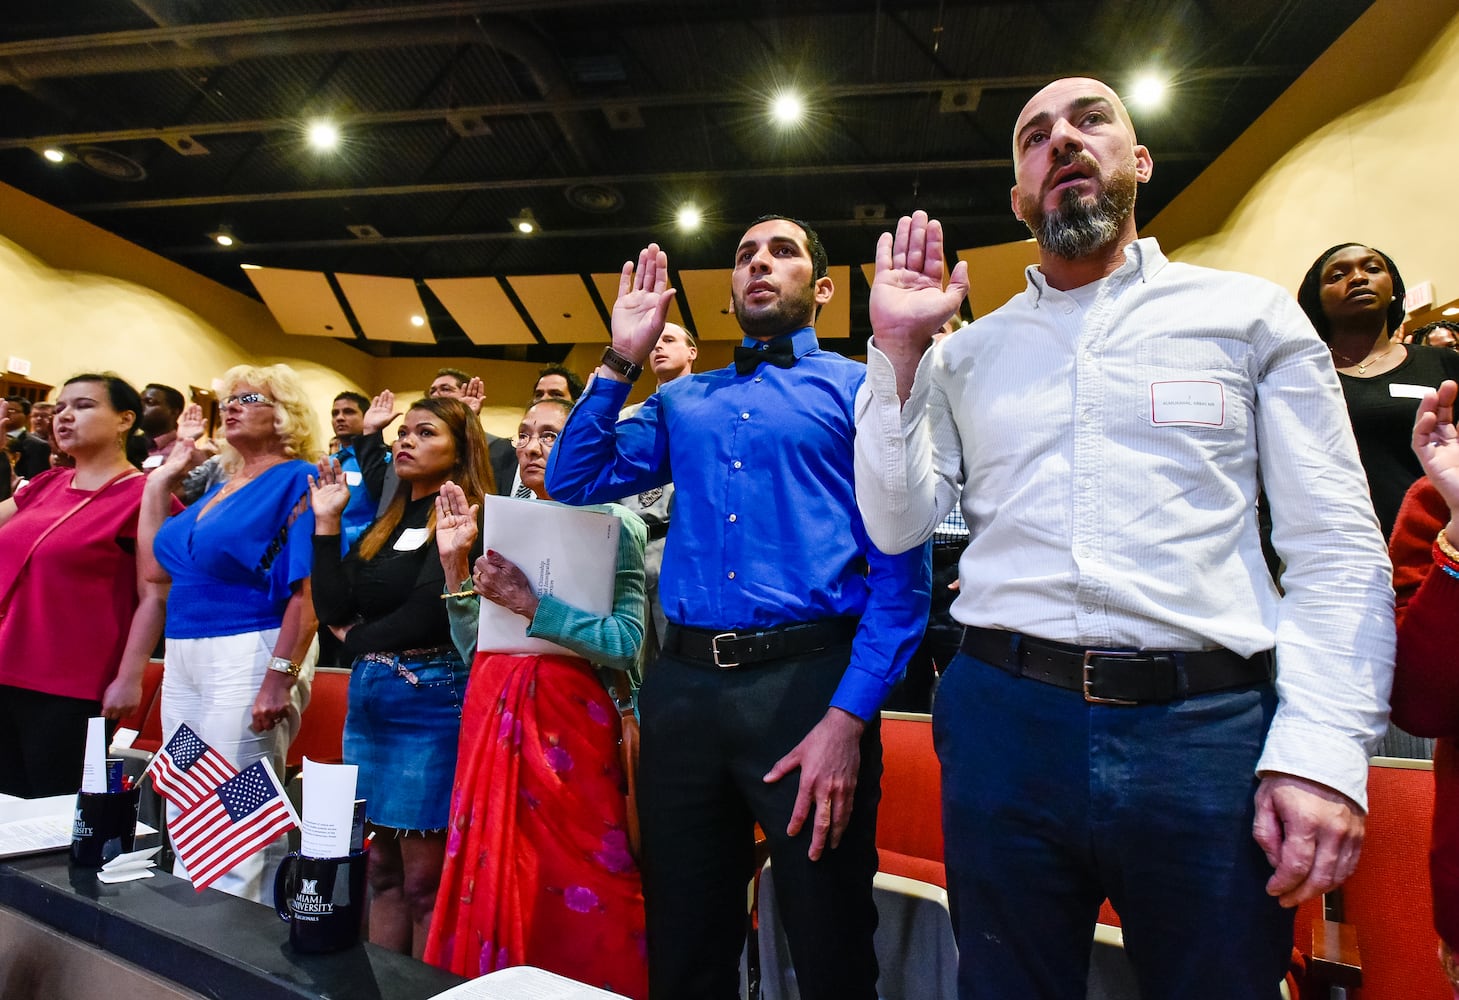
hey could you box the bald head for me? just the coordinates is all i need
[1013,77,1137,160]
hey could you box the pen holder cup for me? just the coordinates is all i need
[273,850,368,953]
[70,788,141,868]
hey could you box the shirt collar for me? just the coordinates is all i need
[1022,236,1168,307]
[740,325,819,359]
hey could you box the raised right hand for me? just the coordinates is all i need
[609,244,678,367]
[1414,379,1459,524]
[435,480,480,590]
[177,403,207,442]
[308,456,351,523]
[363,390,400,434]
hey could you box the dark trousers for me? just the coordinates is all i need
[637,641,882,1000]
[935,652,1294,1000]
[0,684,105,797]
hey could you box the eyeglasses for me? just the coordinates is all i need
[223,393,273,407]
[511,430,559,449]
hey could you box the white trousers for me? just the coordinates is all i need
[162,628,314,903]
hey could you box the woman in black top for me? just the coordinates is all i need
[1298,243,1459,540]
[309,396,493,957]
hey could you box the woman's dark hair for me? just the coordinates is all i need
[1413,320,1459,346]
[356,396,494,562]
[63,373,143,428]
[1296,243,1407,340]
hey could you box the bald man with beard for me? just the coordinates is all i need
[855,77,1394,998]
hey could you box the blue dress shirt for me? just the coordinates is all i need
[547,326,930,720]
[333,444,375,554]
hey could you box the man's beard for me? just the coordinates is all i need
[732,281,818,339]
[1019,160,1138,260]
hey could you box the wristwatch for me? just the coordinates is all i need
[600,346,644,384]
[268,656,301,678]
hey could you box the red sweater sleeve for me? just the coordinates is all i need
[1390,478,1459,738]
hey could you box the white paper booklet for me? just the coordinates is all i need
[476,495,620,658]
[428,966,629,999]
[300,758,359,858]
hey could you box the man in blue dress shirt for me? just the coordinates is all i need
[547,217,930,1000]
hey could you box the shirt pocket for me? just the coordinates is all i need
[1130,340,1254,463]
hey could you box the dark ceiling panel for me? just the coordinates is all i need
[0,0,1376,359]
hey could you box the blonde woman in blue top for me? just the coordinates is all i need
[140,363,320,903]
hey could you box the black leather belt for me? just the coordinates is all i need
[960,626,1272,705]
[663,619,856,670]
[645,521,669,541]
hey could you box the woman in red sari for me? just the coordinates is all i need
[425,398,647,998]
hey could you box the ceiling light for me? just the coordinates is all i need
[676,204,702,232]
[1444,307,1459,317]
[41,148,65,164]
[307,120,340,150]
[770,91,804,125]
[410,315,426,327]
[511,209,538,235]
[240,263,261,270]
[210,230,236,247]
[1128,75,1167,110]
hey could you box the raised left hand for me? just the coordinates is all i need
[763,708,867,860]
[1252,773,1366,907]
[472,549,540,619]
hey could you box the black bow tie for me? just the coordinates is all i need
[734,339,797,376]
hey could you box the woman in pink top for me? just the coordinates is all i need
[0,374,173,797]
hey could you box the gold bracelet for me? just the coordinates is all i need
[440,586,477,600]
[1437,526,1459,564]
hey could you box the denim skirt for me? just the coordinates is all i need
[343,646,468,832]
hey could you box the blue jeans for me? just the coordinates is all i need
[934,652,1293,1000]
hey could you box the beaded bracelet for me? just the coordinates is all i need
[440,586,477,600]
[1435,527,1459,581]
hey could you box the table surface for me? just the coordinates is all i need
[0,849,466,1000]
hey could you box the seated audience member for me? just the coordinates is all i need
[1297,243,1459,540]
[5,396,52,480]
[425,397,647,999]
[531,363,585,403]
[140,364,320,902]
[1414,320,1459,351]
[1389,378,1459,998]
[310,396,492,958]
[620,323,697,671]
[140,383,185,466]
[0,374,177,796]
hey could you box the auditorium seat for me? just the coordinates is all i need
[877,711,945,887]
[285,667,351,775]
[115,658,164,735]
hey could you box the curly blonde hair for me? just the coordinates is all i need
[216,363,322,473]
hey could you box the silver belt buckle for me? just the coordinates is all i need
[711,632,740,669]
[1082,650,1140,706]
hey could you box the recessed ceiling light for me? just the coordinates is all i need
[677,205,702,232]
[210,231,236,247]
[307,120,340,150]
[240,263,261,270]
[1444,307,1459,317]
[511,209,538,234]
[41,148,65,164]
[770,91,804,125]
[410,315,426,327]
[1129,75,1167,110]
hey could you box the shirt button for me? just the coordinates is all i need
[728,514,737,522]
[1083,351,1095,362]
[1082,410,1094,423]
[1083,604,1097,614]
[1081,478,1093,490]
[754,376,763,383]
[733,461,742,469]
[727,571,736,580]
[1063,305,1074,315]
[741,412,750,420]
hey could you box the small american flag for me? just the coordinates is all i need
[171,759,298,892]
[145,722,237,811]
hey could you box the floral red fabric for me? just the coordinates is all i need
[425,651,646,999]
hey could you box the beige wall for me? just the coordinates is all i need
[1148,0,1459,309]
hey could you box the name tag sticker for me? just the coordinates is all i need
[393,527,429,551]
[1149,379,1225,427]
[344,470,363,486]
[1389,383,1432,400]
[142,454,163,469]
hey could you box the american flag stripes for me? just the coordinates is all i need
[170,759,298,892]
[145,722,237,810]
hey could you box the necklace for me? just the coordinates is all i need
[1332,341,1394,375]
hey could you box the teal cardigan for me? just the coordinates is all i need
[446,500,647,673]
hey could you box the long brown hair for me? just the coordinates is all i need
[356,397,494,561]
